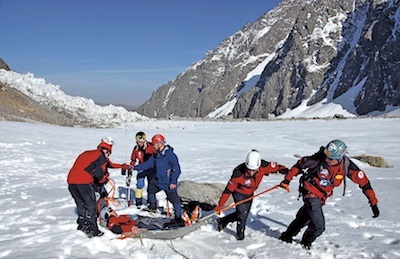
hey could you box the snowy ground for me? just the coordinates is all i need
[0,118,399,259]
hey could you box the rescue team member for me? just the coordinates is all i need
[130,131,156,208]
[278,139,380,249]
[215,150,288,240]
[67,137,130,238]
[132,134,185,228]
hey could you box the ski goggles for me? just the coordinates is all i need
[136,135,146,142]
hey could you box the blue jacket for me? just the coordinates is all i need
[134,145,181,190]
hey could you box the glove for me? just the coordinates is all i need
[214,205,222,215]
[121,168,126,176]
[279,179,290,192]
[121,163,130,170]
[371,204,380,218]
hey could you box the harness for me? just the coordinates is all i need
[298,156,350,199]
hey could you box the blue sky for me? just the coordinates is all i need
[0,0,281,107]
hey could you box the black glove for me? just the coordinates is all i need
[371,204,379,218]
[121,168,126,176]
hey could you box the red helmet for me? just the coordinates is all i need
[152,134,165,144]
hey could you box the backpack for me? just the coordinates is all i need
[298,147,350,199]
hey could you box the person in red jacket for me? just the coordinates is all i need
[130,131,157,208]
[278,140,380,249]
[67,136,129,238]
[215,150,288,240]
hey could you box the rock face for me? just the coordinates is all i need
[139,0,399,118]
[138,0,307,118]
[0,81,91,126]
[0,59,10,71]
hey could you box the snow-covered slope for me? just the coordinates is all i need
[0,69,148,127]
[0,118,399,258]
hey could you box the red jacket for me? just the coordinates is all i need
[284,156,378,205]
[218,160,288,207]
[107,215,136,234]
[130,141,156,166]
[67,149,108,184]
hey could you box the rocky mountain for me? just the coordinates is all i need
[138,0,399,118]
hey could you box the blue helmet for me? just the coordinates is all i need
[324,139,347,160]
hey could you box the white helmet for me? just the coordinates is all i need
[101,136,114,145]
[245,150,261,170]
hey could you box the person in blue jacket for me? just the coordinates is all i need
[132,134,185,227]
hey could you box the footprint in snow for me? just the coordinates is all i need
[363,232,374,240]
[385,238,400,245]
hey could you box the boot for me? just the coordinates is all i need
[85,222,104,238]
[182,211,192,226]
[136,198,143,208]
[236,223,245,240]
[191,205,201,221]
[143,203,157,213]
[77,217,86,231]
[215,218,229,232]
[279,232,293,243]
[300,242,311,250]
[236,229,245,240]
[163,217,185,228]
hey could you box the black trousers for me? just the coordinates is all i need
[284,197,325,245]
[219,192,253,233]
[68,184,97,226]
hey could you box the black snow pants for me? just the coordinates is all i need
[284,197,325,245]
[68,183,98,227]
[219,192,253,235]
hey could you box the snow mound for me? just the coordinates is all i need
[0,69,148,127]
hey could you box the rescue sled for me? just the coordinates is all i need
[132,216,212,240]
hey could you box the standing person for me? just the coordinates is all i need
[130,131,156,208]
[94,137,130,198]
[132,134,185,227]
[67,137,129,238]
[278,140,380,249]
[215,150,288,240]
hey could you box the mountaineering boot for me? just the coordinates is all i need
[215,218,229,232]
[279,232,293,243]
[143,203,157,213]
[136,197,143,209]
[191,205,201,221]
[163,217,185,229]
[236,222,245,240]
[182,211,192,226]
[77,217,86,231]
[300,242,311,250]
[85,222,104,238]
[236,229,245,241]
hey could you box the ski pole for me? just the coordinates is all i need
[201,184,280,221]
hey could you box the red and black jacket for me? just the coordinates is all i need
[284,152,378,205]
[130,142,157,166]
[218,160,288,207]
[67,149,108,184]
